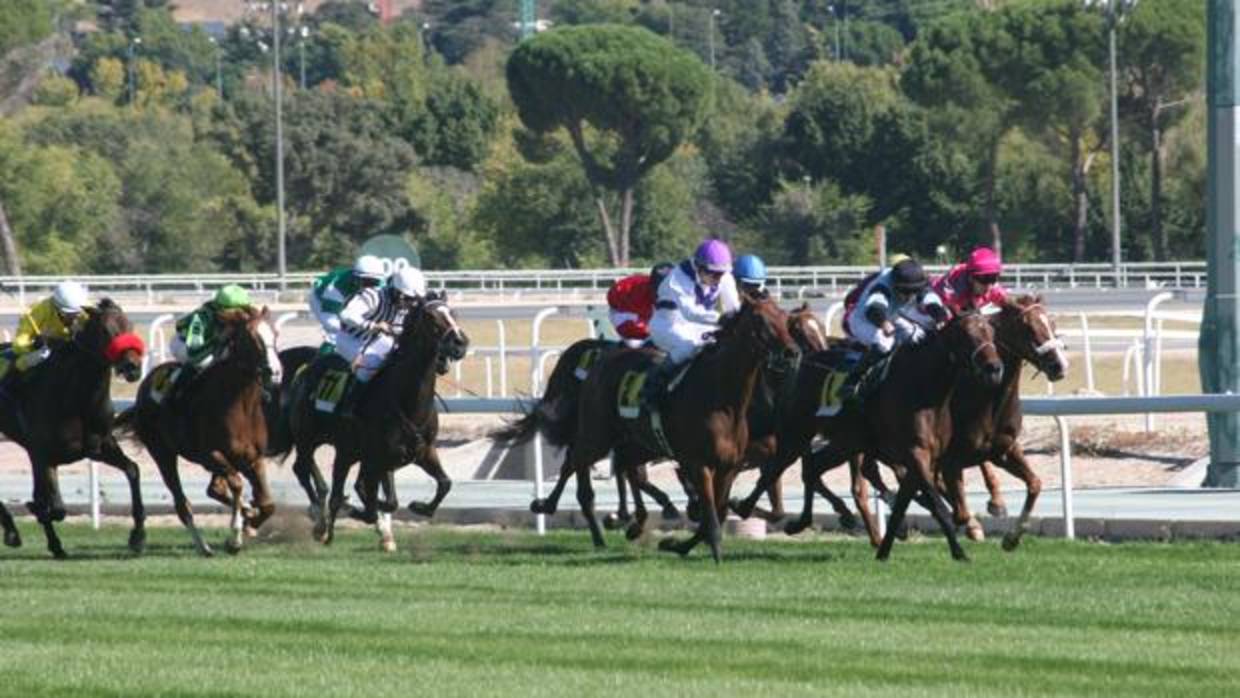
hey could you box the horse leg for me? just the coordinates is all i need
[291,447,326,520]
[659,465,714,559]
[730,456,790,521]
[811,476,859,531]
[942,464,984,542]
[981,461,1009,518]
[861,456,895,506]
[355,468,395,553]
[604,466,631,530]
[766,475,786,520]
[0,501,20,548]
[848,455,881,547]
[96,437,147,554]
[316,453,354,545]
[409,446,452,518]
[239,458,276,534]
[27,459,66,559]
[638,474,680,520]
[909,453,969,561]
[573,453,605,549]
[996,446,1042,552]
[875,474,917,561]
[624,465,649,541]
[530,449,574,516]
[153,447,212,556]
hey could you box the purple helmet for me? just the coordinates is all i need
[693,239,733,273]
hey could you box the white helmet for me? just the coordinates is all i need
[390,267,427,299]
[52,281,88,314]
[353,254,386,281]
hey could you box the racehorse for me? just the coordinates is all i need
[499,291,801,561]
[733,312,1004,560]
[117,306,279,556]
[279,292,469,550]
[0,298,146,558]
[938,296,1067,550]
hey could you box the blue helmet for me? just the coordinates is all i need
[734,254,767,286]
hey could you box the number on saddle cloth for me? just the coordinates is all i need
[574,347,603,381]
[815,347,870,417]
[617,369,648,419]
[148,365,177,405]
[311,355,353,414]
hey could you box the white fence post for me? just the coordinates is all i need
[89,460,101,530]
[1054,416,1074,540]
[1143,292,1174,430]
[143,313,176,377]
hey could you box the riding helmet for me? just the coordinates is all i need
[891,259,928,293]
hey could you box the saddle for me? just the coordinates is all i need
[814,341,891,417]
[304,353,358,415]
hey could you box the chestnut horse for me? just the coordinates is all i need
[734,312,1004,560]
[498,291,800,561]
[279,293,469,550]
[117,307,279,556]
[938,296,1068,550]
[0,299,146,558]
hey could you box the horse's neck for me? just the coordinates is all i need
[60,349,111,407]
[393,336,439,418]
[892,335,962,404]
[704,333,767,413]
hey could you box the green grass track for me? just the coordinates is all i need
[0,524,1237,698]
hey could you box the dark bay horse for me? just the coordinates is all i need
[499,291,801,561]
[938,296,1068,550]
[734,312,1004,560]
[117,307,279,556]
[279,293,469,550]
[0,299,146,558]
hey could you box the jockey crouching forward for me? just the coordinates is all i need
[932,246,1007,317]
[308,254,387,352]
[332,266,427,417]
[844,258,948,393]
[641,239,741,408]
[6,281,90,380]
[607,262,673,348]
[167,284,281,410]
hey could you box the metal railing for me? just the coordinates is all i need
[0,261,1210,305]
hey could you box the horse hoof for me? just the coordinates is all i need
[380,538,397,553]
[51,507,67,522]
[657,537,681,554]
[244,525,259,539]
[965,519,986,542]
[408,502,435,518]
[128,529,147,554]
[603,512,629,530]
[1001,533,1021,552]
[49,546,68,560]
[660,505,680,520]
[624,522,644,541]
[3,530,20,548]
[837,511,859,531]
[686,501,702,523]
[225,539,243,555]
[783,519,810,536]
[728,498,753,519]
[987,502,1009,518]
[530,499,552,515]
[953,551,971,563]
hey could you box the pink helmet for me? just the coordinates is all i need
[966,247,1002,276]
[693,239,733,273]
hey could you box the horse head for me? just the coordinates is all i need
[397,290,470,374]
[78,298,145,382]
[942,311,1004,387]
[787,302,828,354]
[993,295,1068,382]
[215,306,280,384]
[722,288,801,365]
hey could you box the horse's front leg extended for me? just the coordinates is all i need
[409,446,451,518]
[97,437,146,554]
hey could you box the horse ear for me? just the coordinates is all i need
[260,305,270,319]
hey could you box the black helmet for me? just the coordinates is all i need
[650,262,673,287]
[891,259,928,293]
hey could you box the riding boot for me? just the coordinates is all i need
[168,364,197,416]
[640,358,682,412]
[844,348,888,401]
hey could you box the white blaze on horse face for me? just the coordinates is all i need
[1035,311,1069,375]
[803,317,827,349]
[434,304,465,343]
[257,319,282,383]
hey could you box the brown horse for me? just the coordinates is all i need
[938,296,1068,550]
[0,299,146,558]
[279,293,469,550]
[117,307,278,556]
[499,291,801,561]
[735,312,1004,560]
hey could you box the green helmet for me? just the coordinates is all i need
[213,284,251,309]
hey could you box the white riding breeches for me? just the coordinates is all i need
[334,331,395,382]
[649,314,714,363]
[849,315,926,354]
[308,292,342,345]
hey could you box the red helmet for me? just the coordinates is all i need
[966,247,1002,276]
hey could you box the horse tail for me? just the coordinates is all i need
[489,338,598,447]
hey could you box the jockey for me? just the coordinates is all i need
[332,266,427,416]
[642,239,741,406]
[734,254,768,295]
[308,255,387,350]
[606,262,673,348]
[846,257,948,355]
[167,284,279,407]
[932,246,1007,316]
[10,281,90,373]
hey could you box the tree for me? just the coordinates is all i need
[403,70,500,171]
[1119,0,1205,261]
[507,24,712,265]
[0,0,54,56]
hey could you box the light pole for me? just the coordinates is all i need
[298,25,309,89]
[708,8,721,70]
[1087,0,1138,275]
[126,36,141,107]
[208,37,222,98]
[420,21,431,56]
[828,4,840,60]
[272,0,287,286]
